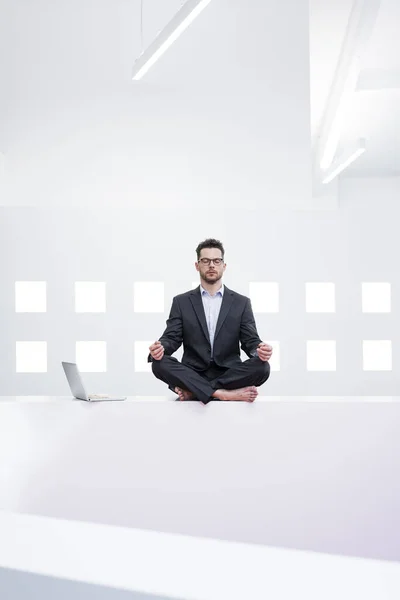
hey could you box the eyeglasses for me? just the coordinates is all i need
[198,258,224,266]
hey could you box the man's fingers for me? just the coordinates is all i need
[150,339,164,360]
[258,343,272,351]
[258,349,272,361]
[150,342,163,351]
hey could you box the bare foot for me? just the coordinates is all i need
[175,387,195,401]
[212,386,258,402]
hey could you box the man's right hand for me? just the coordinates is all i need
[149,341,165,361]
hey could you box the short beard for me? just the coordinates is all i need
[201,272,222,285]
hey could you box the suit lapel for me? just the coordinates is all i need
[189,287,210,344]
[214,287,234,342]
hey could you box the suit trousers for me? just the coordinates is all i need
[151,355,270,404]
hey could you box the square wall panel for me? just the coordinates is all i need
[134,282,164,313]
[76,341,107,372]
[362,283,391,313]
[307,341,336,371]
[135,341,153,373]
[363,340,392,371]
[249,282,279,313]
[15,282,47,312]
[306,283,335,313]
[268,341,280,371]
[240,343,279,370]
[16,341,47,372]
[75,282,106,313]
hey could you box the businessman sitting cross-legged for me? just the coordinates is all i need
[148,238,273,404]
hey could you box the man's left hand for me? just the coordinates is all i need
[257,343,273,362]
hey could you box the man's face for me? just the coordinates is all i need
[195,248,226,285]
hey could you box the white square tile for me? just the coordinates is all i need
[76,341,107,372]
[362,283,391,313]
[249,282,279,313]
[240,342,279,370]
[15,282,47,312]
[363,340,392,371]
[268,341,280,371]
[306,283,335,313]
[16,341,47,373]
[307,341,336,371]
[134,282,164,313]
[75,282,106,313]
[135,341,153,372]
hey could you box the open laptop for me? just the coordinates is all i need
[62,362,126,402]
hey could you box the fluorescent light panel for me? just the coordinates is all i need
[76,341,107,373]
[362,283,391,313]
[132,0,213,80]
[134,282,164,313]
[363,340,392,371]
[322,140,366,184]
[268,341,280,371]
[134,341,153,372]
[15,281,47,313]
[249,282,279,313]
[75,282,106,313]
[307,341,336,372]
[16,342,47,373]
[306,283,335,313]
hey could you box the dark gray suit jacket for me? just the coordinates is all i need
[148,286,263,371]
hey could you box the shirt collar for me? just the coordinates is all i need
[200,284,224,298]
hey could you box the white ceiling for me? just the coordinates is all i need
[0,0,399,179]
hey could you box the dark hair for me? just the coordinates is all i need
[196,238,225,261]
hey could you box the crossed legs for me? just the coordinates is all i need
[151,356,270,404]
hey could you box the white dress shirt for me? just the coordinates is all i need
[200,284,224,358]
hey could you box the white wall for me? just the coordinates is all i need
[0,0,312,210]
[1,177,399,396]
[1,1,398,397]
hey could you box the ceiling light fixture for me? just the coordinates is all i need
[132,0,213,81]
[317,0,380,172]
[322,139,367,184]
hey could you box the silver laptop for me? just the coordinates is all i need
[62,362,126,402]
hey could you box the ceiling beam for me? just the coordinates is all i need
[313,0,381,190]
[357,68,400,91]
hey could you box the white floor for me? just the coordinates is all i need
[1,396,399,599]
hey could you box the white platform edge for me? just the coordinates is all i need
[0,510,399,600]
[1,395,399,403]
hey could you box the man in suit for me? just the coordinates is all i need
[149,238,272,404]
